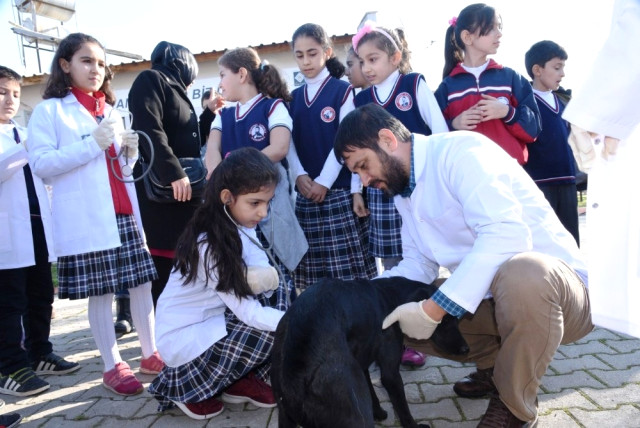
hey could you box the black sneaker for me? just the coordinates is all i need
[0,412,23,428]
[0,367,50,396]
[32,353,80,375]
[114,319,134,338]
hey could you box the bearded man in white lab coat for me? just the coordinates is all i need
[334,103,593,428]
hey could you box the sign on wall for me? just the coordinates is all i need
[113,77,222,120]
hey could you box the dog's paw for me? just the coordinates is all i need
[373,408,387,421]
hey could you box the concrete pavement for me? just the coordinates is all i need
[2,216,640,428]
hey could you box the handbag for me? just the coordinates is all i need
[140,156,207,203]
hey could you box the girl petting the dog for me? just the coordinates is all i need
[150,147,287,420]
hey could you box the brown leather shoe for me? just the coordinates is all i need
[477,396,537,427]
[453,367,498,398]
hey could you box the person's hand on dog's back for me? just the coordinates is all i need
[382,299,441,340]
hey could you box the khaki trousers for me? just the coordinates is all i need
[406,252,594,422]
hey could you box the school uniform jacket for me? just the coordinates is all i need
[155,228,284,367]
[0,123,55,268]
[27,95,145,258]
[434,60,541,165]
[523,93,576,185]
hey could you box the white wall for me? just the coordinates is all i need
[16,43,349,127]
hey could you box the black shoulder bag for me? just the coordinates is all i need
[140,155,207,203]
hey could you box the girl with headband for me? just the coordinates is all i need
[352,20,449,368]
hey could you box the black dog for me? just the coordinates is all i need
[271,277,469,428]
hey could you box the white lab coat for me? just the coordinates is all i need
[27,94,146,257]
[380,132,586,314]
[0,122,55,269]
[563,0,640,338]
[155,228,284,367]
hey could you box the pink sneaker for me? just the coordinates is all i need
[172,396,224,420]
[221,372,276,408]
[103,362,143,396]
[140,351,164,375]
[401,346,427,367]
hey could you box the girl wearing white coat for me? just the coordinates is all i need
[150,148,287,420]
[27,33,163,396]
[563,0,640,339]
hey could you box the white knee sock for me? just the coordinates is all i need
[88,293,121,372]
[128,282,157,359]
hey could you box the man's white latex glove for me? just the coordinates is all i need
[120,130,139,158]
[246,265,279,294]
[91,118,117,150]
[382,300,441,340]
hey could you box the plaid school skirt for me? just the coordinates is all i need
[294,189,377,290]
[148,281,289,411]
[57,214,158,300]
[366,187,403,258]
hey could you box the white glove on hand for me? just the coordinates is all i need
[246,265,279,294]
[382,300,441,340]
[91,118,117,150]
[120,130,139,158]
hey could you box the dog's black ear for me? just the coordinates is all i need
[408,283,438,302]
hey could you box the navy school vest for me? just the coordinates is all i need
[355,72,432,135]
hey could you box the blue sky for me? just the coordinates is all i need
[1,0,614,90]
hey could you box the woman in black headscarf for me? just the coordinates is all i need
[129,41,202,306]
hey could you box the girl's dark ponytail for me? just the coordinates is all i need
[253,63,292,102]
[443,4,497,78]
[443,25,463,78]
[326,56,345,79]
[220,48,291,102]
